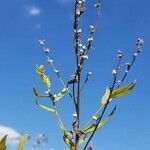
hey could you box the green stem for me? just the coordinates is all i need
[83,105,103,130]
[55,109,67,132]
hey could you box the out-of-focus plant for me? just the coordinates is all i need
[0,134,28,150]
[33,0,144,150]
[0,135,7,150]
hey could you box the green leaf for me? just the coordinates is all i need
[111,80,136,98]
[53,87,68,102]
[36,64,44,76]
[33,86,39,97]
[79,136,87,145]
[101,87,111,105]
[101,81,136,105]
[41,74,51,89]
[83,107,116,135]
[0,135,7,150]
[36,65,51,88]
[63,133,74,150]
[36,98,56,113]
[17,134,28,150]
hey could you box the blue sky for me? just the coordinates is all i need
[0,0,150,149]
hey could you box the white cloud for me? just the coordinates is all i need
[0,125,21,144]
[26,6,41,16]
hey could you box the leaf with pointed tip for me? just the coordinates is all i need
[83,107,116,135]
[101,87,111,105]
[101,81,136,105]
[36,65,44,76]
[53,87,68,102]
[17,134,28,150]
[33,86,39,97]
[63,133,74,150]
[36,65,51,88]
[111,81,136,98]
[36,98,56,113]
[0,135,7,150]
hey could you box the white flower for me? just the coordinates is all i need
[117,80,121,84]
[88,72,92,76]
[44,48,49,53]
[38,39,45,45]
[92,115,98,120]
[112,69,117,75]
[117,50,123,58]
[73,113,77,117]
[134,53,138,56]
[45,89,50,94]
[136,38,144,46]
[47,59,53,64]
[87,37,94,42]
[94,2,101,8]
[90,25,95,29]
[82,45,86,50]
[81,55,88,60]
[77,29,82,34]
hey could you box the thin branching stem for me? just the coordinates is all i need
[83,57,121,149]
[117,46,139,88]
[39,44,73,99]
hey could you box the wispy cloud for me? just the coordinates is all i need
[0,125,21,144]
[26,6,41,16]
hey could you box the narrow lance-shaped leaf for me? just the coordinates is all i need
[0,135,7,150]
[36,64,44,75]
[36,98,56,113]
[101,80,136,105]
[36,65,51,88]
[53,87,68,102]
[17,134,28,150]
[101,87,111,105]
[33,86,39,97]
[111,80,136,98]
[83,107,116,135]
[63,133,74,150]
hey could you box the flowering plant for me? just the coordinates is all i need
[33,1,144,150]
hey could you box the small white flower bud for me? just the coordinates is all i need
[90,25,95,29]
[81,55,88,60]
[88,72,92,76]
[73,113,77,117]
[77,29,82,34]
[44,48,49,53]
[80,49,84,53]
[45,89,50,94]
[92,115,98,120]
[117,80,121,84]
[94,2,101,8]
[125,63,130,66]
[136,38,144,46]
[55,70,59,74]
[47,59,53,64]
[38,39,45,45]
[112,69,117,75]
[87,37,94,42]
[78,43,83,47]
[78,0,83,4]
[117,50,123,58]
[134,53,138,56]
[53,94,57,99]
[82,45,86,50]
